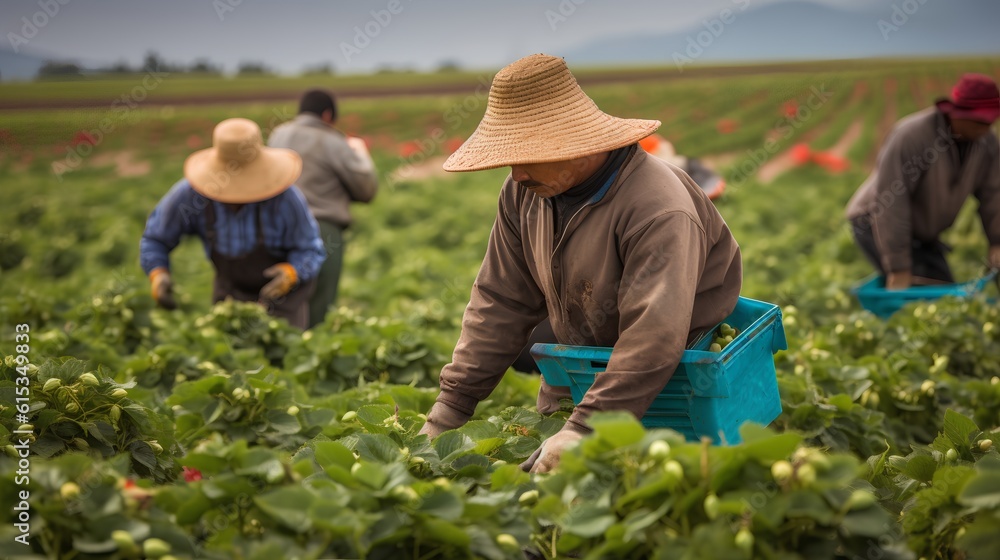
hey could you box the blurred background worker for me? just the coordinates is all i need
[268,89,379,328]
[846,73,1000,289]
[140,118,326,329]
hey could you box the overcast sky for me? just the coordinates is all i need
[2,0,874,73]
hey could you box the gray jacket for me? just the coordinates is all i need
[846,108,1000,272]
[268,113,378,227]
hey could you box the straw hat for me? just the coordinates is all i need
[184,118,302,203]
[443,54,661,172]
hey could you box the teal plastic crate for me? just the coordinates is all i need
[852,270,997,319]
[531,297,786,445]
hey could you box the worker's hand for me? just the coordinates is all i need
[259,263,298,301]
[520,427,587,474]
[885,271,912,290]
[418,401,470,439]
[989,245,1000,269]
[149,267,176,310]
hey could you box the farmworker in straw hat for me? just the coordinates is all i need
[847,73,1000,289]
[418,54,742,473]
[268,89,379,328]
[140,118,326,329]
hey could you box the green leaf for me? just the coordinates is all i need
[490,463,530,491]
[314,441,355,471]
[901,454,938,483]
[739,430,802,462]
[588,412,645,447]
[351,433,403,463]
[254,486,315,532]
[417,488,464,521]
[420,517,471,548]
[434,431,475,462]
[943,409,980,448]
[957,471,1000,508]
[563,503,616,538]
[234,448,285,484]
[472,437,506,456]
[460,420,502,440]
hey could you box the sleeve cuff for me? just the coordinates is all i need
[881,253,911,275]
[564,412,595,435]
[436,389,479,418]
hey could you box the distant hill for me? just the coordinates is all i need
[564,0,1000,68]
[0,48,48,81]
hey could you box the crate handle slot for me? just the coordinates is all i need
[590,361,608,370]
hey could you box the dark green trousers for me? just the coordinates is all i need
[309,219,344,328]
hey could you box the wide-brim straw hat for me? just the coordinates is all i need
[184,118,302,203]
[443,54,661,172]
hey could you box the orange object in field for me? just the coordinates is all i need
[716,119,739,134]
[790,143,812,165]
[639,134,661,153]
[812,151,849,173]
[445,137,464,154]
[782,100,799,118]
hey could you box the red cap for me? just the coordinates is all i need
[935,73,1000,124]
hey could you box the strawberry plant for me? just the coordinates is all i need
[0,358,177,482]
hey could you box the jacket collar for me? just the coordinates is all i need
[294,112,337,131]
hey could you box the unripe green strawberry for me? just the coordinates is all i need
[111,530,135,550]
[65,402,80,414]
[110,388,128,399]
[142,538,171,558]
[148,441,163,454]
[519,490,539,506]
[709,343,723,353]
[946,448,958,462]
[796,463,817,486]
[60,482,81,500]
[648,440,671,460]
[734,528,754,556]
[980,440,994,452]
[109,405,122,424]
[845,489,876,510]
[390,485,419,504]
[496,534,519,550]
[286,405,300,416]
[79,373,99,387]
[771,460,793,482]
[17,423,34,433]
[663,460,684,486]
[42,378,62,392]
[703,493,720,520]
[342,411,357,422]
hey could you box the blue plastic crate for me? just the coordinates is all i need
[852,270,997,319]
[531,297,786,445]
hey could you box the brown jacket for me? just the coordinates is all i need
[436,149,742,431]
[846,108,1000,272]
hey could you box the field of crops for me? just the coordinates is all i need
[2,58,1000,559]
